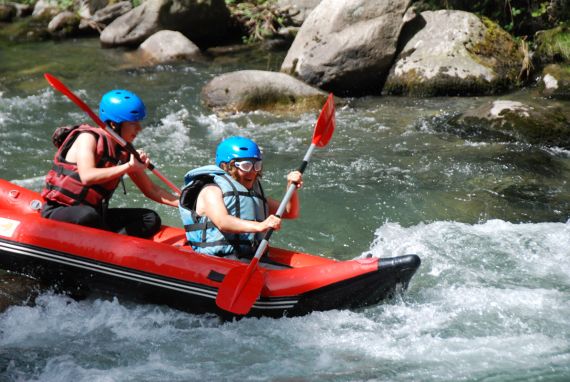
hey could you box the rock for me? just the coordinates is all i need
[48,11,80,38]
[138,30,202,65]
[450,99,570,148]
[202,69,329,114]
[90,1,132,26]
[276,0,321,26]
[0,270,40,313]
[32,0,60,18]
[0,3,16,22]
[384,10,523,96]
[534,22,570,64]
[100,0,232,49]
[539,64,570,99]
[77,0,109,19]
[281,0,413,96]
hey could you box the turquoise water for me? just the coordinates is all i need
[1,38,569,381]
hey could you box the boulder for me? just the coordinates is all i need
[202,70,329,114]
[0,270,40,313]
[540,64,570,99]
[138,30,202,64]
[32,0,60,18]
[281,0,413,96]
[76,0,108,19]
[100,0,232,49]
[48,11,80,38]
[0,3,16,22]
[384,10,523,96]
[91,1,132,25]
[450,99,570,148]
[276,0,321,26]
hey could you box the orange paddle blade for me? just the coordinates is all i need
[312,93,335,147]
[44,73,105,128]
[216,265,264,315]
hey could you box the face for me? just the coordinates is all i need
[232,159,262,190]
[119,121,143,143]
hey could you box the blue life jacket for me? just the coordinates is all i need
[179,165,268,257]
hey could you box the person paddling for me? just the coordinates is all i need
[179,136,302,258]
[41,89,178,238]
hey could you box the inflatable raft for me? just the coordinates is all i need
[0,179,420,318]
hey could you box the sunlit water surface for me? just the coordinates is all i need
[1,38,569,381]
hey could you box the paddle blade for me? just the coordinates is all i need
[44,73,104,128]
[312,93,335,147]
[216,265,264,315]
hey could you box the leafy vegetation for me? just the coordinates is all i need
[225,0,293,44]
[412,0,569,37]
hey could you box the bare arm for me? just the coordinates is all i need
[71,133,177,207]
[129,168,179,207]
[197,185,280,233]
[73,133,131,185]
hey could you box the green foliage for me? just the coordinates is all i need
[225,0,293,44]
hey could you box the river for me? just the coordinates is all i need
[1,37,569,381]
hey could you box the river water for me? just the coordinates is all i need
[1,38,569,381]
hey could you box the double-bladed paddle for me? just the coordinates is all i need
[44,73,181,195]
[216,93,336,315]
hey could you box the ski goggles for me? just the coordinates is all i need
[234,159,263,173]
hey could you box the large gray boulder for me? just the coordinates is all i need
[384,10,523,96]
[202,70,329,114]
[138,30,202,65]
[100,0,232,49]
[281,0,413,96]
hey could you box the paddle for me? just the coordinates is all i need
[43,73,181,195]
[216,93,336,315]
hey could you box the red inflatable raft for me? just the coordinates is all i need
[0,179,420,318]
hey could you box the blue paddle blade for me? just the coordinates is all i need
[216,265,264,315]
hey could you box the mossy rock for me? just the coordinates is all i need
[0,14,52,42]
[534,22,570,64]
[540,63,570,99]
[451,100,570,148]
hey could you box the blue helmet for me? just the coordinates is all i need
[99,90,146,124]
[215,136,262,166]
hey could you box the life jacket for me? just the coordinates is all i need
[41,124,129,208]
[179,165,268,257]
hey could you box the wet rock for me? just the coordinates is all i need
[202,69,328,114]
[385,10,523,96]
[281,0,413,96]
[0,270,40,313]
[450,99,570,148]
[539,64,570,99]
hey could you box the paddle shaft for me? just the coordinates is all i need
[44,73,180,195]
[221,144,316,308]
[242,143,317,270]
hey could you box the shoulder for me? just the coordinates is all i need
[199,183,222,197]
